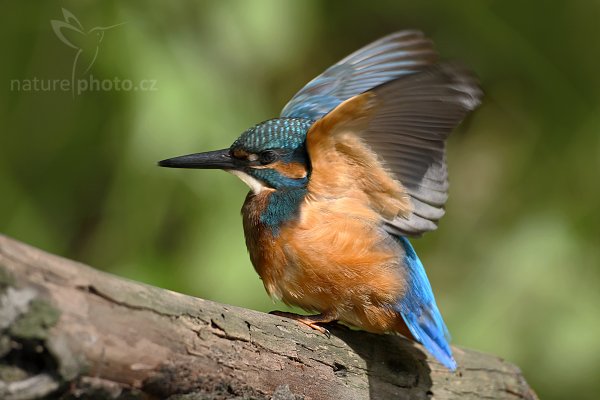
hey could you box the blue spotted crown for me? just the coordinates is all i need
[231,118,314,153]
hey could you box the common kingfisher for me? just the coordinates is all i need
[159,31,482,370]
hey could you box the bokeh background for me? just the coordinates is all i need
[1,1,599,398]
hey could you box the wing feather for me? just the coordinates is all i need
[365,63,482,236]
[281,31,438,120]
[304,63,482,236]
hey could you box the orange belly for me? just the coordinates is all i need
[243,192,408,333]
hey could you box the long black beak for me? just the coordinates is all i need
[158,148,236,169]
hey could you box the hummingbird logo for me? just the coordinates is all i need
[51,8,124,96]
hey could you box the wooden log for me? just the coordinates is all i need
[0,234,537,399]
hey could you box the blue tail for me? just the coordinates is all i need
[393,236,457,370]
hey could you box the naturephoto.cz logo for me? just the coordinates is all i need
[10,8,157,97]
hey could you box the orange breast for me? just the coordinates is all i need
[243,190,408,333]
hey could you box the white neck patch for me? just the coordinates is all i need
[228,170,267,194]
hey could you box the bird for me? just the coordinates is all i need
[159,31,482,370]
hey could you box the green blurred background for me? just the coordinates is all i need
[1,1,599,398]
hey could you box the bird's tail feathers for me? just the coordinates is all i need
[394,236,456,370]
[401,304,456,370]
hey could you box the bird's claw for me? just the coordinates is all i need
[269,310,333,338]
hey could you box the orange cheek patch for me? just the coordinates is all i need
[271,161,307,179]
[232,149,249,159]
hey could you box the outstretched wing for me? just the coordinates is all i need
[305,63,482,236]
[367,63,482,236]
[281,31,438,120]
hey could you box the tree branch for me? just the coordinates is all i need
[0,234,537,399]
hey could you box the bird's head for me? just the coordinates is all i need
[159,118,313,193]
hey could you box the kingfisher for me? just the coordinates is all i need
[159,31,482,370]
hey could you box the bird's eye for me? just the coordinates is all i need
[259,150,278,165]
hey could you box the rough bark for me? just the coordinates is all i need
[0,234,537,400]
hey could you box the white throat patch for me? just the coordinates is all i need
[228,170,267,194]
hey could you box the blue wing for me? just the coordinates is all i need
[394,236,456,370]
[281,31,438,120]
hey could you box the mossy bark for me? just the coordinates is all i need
[0,234,537,400]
